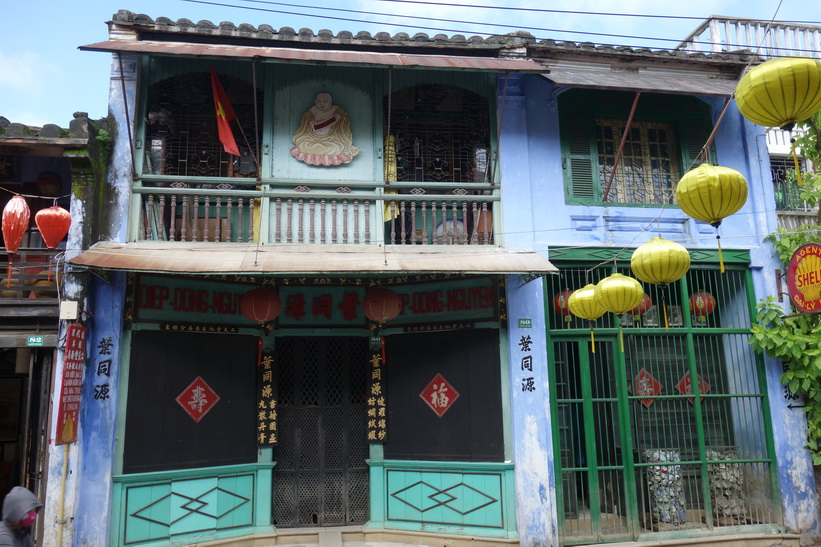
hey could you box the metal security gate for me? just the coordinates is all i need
[553,337,635,543]
[547,255,781,545]
[272,337,370,527]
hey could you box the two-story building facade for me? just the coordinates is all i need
[44,9,819,547]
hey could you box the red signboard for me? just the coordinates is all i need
[420,373,460,417]
[634,368,662,409]
[176,376,220,423]
[676,373,711,405]
[787,243,821,312]
[56,324,87,445]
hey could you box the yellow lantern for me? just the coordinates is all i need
[676,164,747,273]
[568,284,606,353]
[631,237,691,330]
[630,237,691,286]
[595,273,645,352]
[735,57,821,131]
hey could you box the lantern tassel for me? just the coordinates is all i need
[590,325,596,354]
[791,139,804,187]
[717,234,725,274]
[257,334,263,367]
[663,296,669,331]
[619,325,624,353]
[381,331,387,365]
[6,258,13,289]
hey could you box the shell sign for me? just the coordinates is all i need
[787,243,821,312]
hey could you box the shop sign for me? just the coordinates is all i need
[787,243,821,311]
[136,276,497,328]
[367,348,387,442]
[257,350,278,445]
[55,324,87,445]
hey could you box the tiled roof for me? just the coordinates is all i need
[0,113,90,147]
[110,10,756,66]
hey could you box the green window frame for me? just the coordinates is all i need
[544,248,782,543]
[560,90,714,206]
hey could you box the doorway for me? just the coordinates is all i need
[272,337,369,527]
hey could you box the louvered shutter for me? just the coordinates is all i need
[563,117,597,202]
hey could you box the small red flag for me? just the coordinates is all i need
[210,68,240,156]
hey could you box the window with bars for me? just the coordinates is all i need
[385,84,491,184]
[595,120,681,204]
[560,90,714,206]
[771,155,812,212]
[545,254,780,542]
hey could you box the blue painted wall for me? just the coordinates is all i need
[497,71,820,541]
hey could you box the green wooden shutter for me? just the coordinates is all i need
[679,106,715,171]
[563,117,597,202]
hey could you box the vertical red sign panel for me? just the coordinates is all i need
[56,324,87,445]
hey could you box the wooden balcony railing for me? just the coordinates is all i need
[134,177,498,246]
[1,249,61,327]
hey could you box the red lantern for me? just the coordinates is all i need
[689,291,716,323]
[240,287,281,367]
[35,206,71,249]
[553,290,574,324]
[240,287,282,324]
[2,196,31,287]
[631,293,652,315]
[363,287,402,365]
[362,287,402,325]
[35,206,71,281]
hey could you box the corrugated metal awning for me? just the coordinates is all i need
[542,66,738,96]
[68,242,558,276]
[80,40,549,72]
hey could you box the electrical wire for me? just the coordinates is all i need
[180,0,821,55]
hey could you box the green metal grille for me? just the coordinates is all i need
[547,260,780,544]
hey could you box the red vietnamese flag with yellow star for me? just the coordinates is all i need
[210,67,240,156]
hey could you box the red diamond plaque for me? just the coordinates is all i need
[176,376,220,423]
[634,368,662,408]
[676,373,710,405]
[420,373,460,418]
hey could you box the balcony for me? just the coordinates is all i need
[677,16,821,59]
[134,176,497,246]
[1,249,60,346]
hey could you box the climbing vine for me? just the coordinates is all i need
[749,111,821,465]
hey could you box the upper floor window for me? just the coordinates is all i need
[560,90,713,206]
[385,84,490,183]
[142,67,262,179]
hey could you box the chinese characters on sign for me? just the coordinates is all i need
[93,336,116,402]
[634,368,663,408]
[675,373,710,405]
[419,373,459,418]
[257,350,278,445]
[519,333,536,393]
[367,343,387,442]
[56,324,87,445]
[175,376,220,423]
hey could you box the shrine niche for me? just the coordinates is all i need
[290,92,360,166]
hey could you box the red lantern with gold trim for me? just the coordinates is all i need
[553,289,574,324]
[2,196,31,287]
[240,287,282,365]
[689,291,716,324]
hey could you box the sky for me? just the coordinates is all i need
[1,0,818,127]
